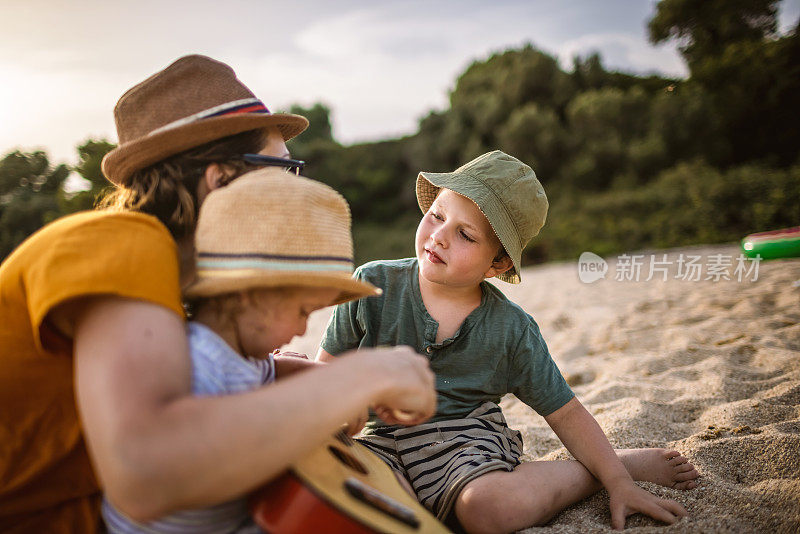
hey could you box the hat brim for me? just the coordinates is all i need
[416,172,522,284]
[102,112,309,185]
[184,269,381,306]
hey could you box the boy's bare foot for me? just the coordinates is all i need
[618,448,699,490]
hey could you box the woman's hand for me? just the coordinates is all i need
[344,345,436,425]
[373,406,424,426]
[344,409,369,435]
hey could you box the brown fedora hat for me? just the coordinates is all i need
[102,55,308,185]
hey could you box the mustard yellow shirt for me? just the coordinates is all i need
[0,211,183,533]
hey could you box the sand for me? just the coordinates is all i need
[286,244,800,533]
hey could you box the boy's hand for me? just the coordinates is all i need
[607,480,687,530]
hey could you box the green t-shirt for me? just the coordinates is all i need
[321,258,574,432]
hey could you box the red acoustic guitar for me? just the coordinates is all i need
[249,431,450,533]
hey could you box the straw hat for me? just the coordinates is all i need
[416,150,548,284]
[102,55,308,185]
[184,167,380,305]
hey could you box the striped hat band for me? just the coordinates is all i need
[149,98,270,136]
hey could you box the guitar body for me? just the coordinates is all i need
[250,434,450,533]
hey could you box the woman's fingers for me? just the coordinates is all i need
[368,346,436,419]
[345,410,369,435]
[337,345,436,424]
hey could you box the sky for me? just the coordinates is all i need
[1,0,798,168]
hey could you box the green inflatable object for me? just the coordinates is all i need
[741,226,800,260]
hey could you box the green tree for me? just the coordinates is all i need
[0,150,69,259]
[435,46,576,166]
[564,87,652,189]
[648,0,779,66]
[647,84,728,166]
[649,0,799,165]
[63,139,116,212]
[285,102,337,162]
[497,103,567,181]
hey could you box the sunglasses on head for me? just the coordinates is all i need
[239,154,305,175]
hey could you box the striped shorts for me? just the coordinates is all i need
[357,402,523,520]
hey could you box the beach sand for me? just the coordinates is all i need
[285,244,800,533]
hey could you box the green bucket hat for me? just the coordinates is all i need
[416,150,548,284]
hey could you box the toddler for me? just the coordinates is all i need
[102,168,384,533]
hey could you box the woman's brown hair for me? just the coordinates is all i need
[97,129,265,240]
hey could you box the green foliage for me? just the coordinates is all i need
[285,102,336,159]
[539,161,800,261]
[565,87,651,189]
[352,213,420,267]
[649,0,779,65]
[649,0,799,165]
[0,151,70,258]
[693,32,800,165]
[411,46,577,172]
[410,46,696,195]
[497,103,567,180]
[62,139,116,212]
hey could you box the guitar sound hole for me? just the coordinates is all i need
[328,446,368,475]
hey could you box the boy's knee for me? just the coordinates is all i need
[455,475,560,533]
[455,482,513,534]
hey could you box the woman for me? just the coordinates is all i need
[0,55,435,533]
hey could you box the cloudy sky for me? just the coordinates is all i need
[1,0,798,166]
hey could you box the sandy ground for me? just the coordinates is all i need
[285,244,800,533]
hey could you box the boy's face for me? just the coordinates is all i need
[415,188,510,288]
[236,287,339,357]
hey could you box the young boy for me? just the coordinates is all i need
[102,168,432,533]
[318,151,699,533]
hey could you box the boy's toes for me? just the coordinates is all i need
[675,463,695,473]
[666,453,688,466]
[675,469,699,482]
[673,480,698,490]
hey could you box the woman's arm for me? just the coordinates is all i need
[73,297,435,522]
